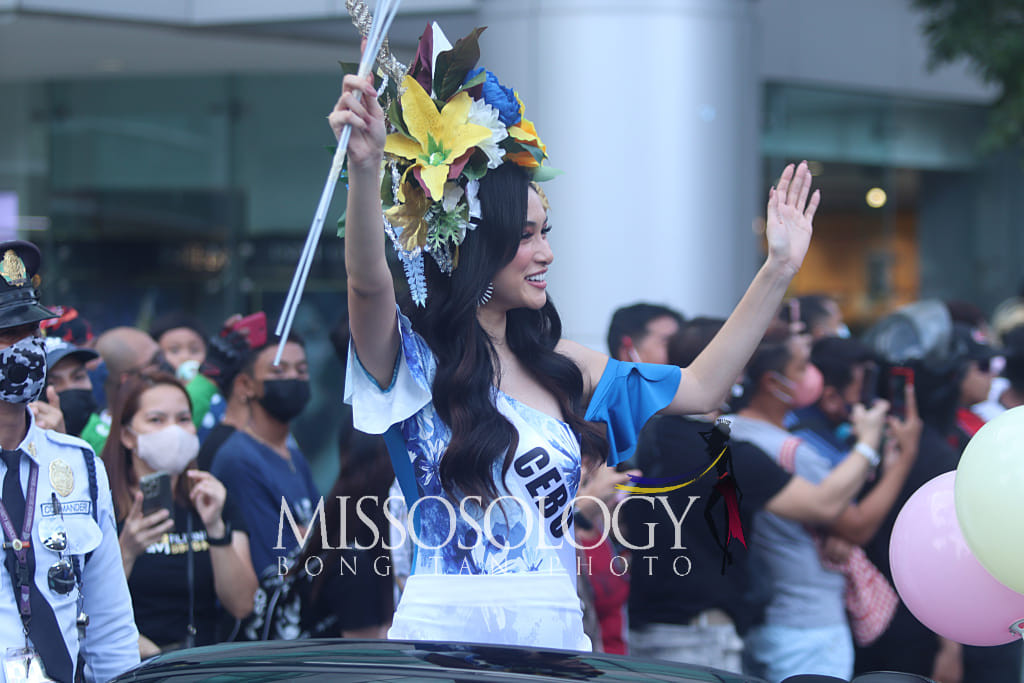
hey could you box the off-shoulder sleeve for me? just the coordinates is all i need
[343,307,434,434]
[585,359,681,467]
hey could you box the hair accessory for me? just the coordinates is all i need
[478,282,493,307]
[373,23,559,306]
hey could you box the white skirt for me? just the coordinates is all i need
[389,571,591,651]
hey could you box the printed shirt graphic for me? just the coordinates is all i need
[345,309,681,587]
[125,500,244,647]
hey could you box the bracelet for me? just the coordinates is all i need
[854,441,880,467]
[206,521,232,546]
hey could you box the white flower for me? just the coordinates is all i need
[467,98,509,169]
[466,179,481,225]
[441,181,464,213]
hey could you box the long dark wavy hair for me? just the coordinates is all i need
[403,163,608,504]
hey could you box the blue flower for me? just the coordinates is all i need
[465,67,521,127]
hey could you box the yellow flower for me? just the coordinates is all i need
[385,184,434,251]
[504,94,547,168]
[384,76,492,201]
[506,117,547,168]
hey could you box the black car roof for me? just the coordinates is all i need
[113,639,767,682]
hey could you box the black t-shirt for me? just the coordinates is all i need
[624,416,792,634]
[854,424,960,676]
[299,546,394,637]
[197,422,236,472]
[125,497,246,648]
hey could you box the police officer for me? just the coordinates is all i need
[0,242,138,682]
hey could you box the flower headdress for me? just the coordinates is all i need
[378,23,557,306]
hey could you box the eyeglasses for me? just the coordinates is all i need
[43,494,75,595]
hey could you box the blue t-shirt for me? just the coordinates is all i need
[789,405,849,467]
[210,430,319,575]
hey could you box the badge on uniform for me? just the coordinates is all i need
[2,647,54,682]
[48,459,73,498]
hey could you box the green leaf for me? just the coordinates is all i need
[462,153,489,180]
[912,0,1024,152]
[387,99,410,138]
[523,143,545,164]
[451,69,487,97]
[381,165,396,207]
[338,61,360,76]
[503,139,545,164]
[530,165,563,183]
[433,27,486,101]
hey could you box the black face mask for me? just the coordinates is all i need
[257,379,310,423]
[58,388,98,436]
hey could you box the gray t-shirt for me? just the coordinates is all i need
[724,414,846,628]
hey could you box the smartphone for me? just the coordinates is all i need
[140,472,174,518]
[859,363,879,407]
[887,367,914,419]
[231,312,267,348]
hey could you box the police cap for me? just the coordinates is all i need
[0,240,57,329]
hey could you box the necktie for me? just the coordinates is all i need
[2,448,74,682]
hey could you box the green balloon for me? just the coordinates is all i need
[955,405,1024,595]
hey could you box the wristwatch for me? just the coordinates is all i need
[854,441,881,468]
[206,521,233,546]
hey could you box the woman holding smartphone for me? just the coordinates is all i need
[102,371,257,657]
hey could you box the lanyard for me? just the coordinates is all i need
[0,458,39,620]
[185,511,196,648]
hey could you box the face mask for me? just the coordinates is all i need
[58,388,97,436]
[769,364,824,408]
[0,336,47,404]
[134,424,199,475]
[176,359,201,383]
[258,379,310,423]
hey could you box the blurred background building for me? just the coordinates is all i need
[0,0,1016,483]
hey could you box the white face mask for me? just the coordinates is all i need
[134,424,199,475]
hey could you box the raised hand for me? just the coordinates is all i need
[765,161,820,277]
[884,380,922,470]
[186,470,228,538]
[329,73,386,173]
[30,386,66,433]
[119,492,174,575]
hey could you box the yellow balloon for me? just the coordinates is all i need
[955,405,1024,595]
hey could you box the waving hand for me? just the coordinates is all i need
[766,161,819,277]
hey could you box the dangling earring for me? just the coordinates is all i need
[478,282,494,306]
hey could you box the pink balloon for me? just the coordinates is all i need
[890,471,1024,646]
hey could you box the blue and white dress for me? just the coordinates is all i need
[345,309,679,650]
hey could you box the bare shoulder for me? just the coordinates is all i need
[555,339,609,398]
